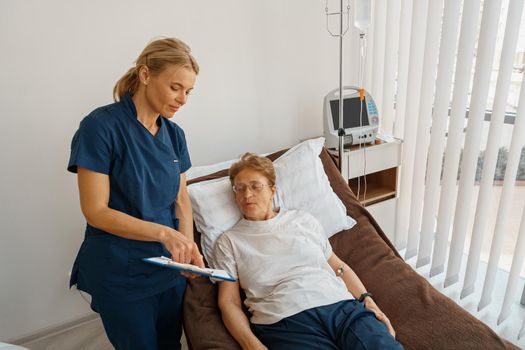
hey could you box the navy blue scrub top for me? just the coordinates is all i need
[67,93,191,302]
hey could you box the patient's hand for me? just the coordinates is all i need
[363,297,396,338]
[180,255,206,280]
[244,340,268,350]
[180,270,203,279]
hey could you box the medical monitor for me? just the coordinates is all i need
[323,86,379,149]
[330,97,370,129]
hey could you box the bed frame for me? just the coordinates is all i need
[183,147,518,350]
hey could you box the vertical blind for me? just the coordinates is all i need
[445,0,502,288]
[393,0,427,251]
[380,0,400,135]
[418,0,462,269]
[462,0,523,303]
[366,0,525,337]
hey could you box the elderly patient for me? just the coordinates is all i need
[213,153,404,350]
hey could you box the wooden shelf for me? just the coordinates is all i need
[348,167,397,206]
[353,187,396,206]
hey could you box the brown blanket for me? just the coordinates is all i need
[183,148,518,350]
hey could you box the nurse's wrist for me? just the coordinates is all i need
[157,227,171,244]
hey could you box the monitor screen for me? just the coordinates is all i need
[330,97,369,130]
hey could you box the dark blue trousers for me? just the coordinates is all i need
[252,299,404,350]
[91,280,186,350]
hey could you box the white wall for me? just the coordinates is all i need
[0,0,361,341]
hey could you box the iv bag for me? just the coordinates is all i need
[354,0,371,31]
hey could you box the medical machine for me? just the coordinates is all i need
[323,86,379,149]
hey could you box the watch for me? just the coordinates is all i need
[358,292,373,302]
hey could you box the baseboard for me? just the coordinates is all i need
[8,313,99,346]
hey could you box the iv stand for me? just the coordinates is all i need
[325,0,350,173]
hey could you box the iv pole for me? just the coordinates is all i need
[325,0,350,173]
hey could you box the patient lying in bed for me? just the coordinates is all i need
[212,153,404,350]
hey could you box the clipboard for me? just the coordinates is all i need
[143,256,236,282]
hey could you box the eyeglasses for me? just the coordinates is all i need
[232,182,272,194]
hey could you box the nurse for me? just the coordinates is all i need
[67,37,203,350]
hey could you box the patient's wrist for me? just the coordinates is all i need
[358,292,374,302]
[363,295,373,303]
[241,336,266,350]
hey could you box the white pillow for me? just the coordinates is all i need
[188,137,356,266]
[273,137,356,237]
[186,158,239,181]
[188,177,241,265]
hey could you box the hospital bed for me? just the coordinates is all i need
[182,145,518,350]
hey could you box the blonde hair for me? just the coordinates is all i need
[113,37,199,101]
[229,153,276,186]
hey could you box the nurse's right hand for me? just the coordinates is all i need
[160,229,204,267]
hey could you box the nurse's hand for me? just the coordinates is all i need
[161,228,204,267]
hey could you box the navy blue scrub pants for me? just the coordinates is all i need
[91,280,186,350]
[252,299,404,350]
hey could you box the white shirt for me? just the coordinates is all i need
[213,208,353,325]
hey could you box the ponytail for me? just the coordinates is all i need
[113,67,139,102]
